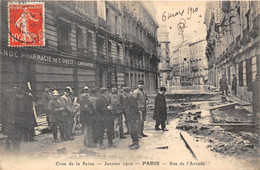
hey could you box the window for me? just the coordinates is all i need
[108,41,112,58]
[76,27,83,52]
[246,58,252,87]
[58,20,71,52]
[87,32,92,53]
[117,44,120,57]
[97,36,104,58]
[238,62,243,86]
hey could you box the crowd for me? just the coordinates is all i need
[1,80,169,151]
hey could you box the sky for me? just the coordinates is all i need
[154,1,207,51]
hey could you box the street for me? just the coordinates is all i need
[0,85,258,170]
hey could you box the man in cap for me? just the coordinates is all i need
[153,87,168,131]
[48,90,65,142]
[60,86,75,140]
[95,87,116,149]
[41,87,52,127]
[123,86,140,149]
[80,86,96,147]
[133,80,149,137]
[107,84,126,139]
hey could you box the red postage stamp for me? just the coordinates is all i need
[8,2,45,47]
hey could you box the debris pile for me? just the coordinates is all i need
[177,114,259,157]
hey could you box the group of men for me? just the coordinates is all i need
[44,80,153,150]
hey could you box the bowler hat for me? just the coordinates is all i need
[65,86,73,93]
[159,87,167,91]
[83,86,89,90]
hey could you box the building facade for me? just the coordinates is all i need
[205,1,259,102]
[157,25,171,87]
[0,1,159,100]
[189,39,208,85]
[170,39,208,85]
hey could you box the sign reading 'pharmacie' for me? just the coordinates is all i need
[0,48,95,68]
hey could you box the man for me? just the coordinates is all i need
[232,74,237,96]
[48,90,65,142]
[41,87,52,127]
[60,86,75,140]
[121,85,130,135]
[133,80,149,137]
[219,74,228,95]
[124,86,140,150]
[108,84,126,139]
[1,86,20,150]
[248,74,260,124]
[23,86,37,141]
[153,87,168,131]
[95,87,116,149]
[80,86,96,147]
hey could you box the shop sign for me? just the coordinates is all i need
[0,48,95,68]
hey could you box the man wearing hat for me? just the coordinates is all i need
[133,80,149,137]
[79,86,96,147]
[219,74,228,96]
[95,87,116,149]
[231,74,237,96]
[60,86,75,140]
[153,87,168,131]
[123,86,140,149]
[48,90,65,142]
[107,84,126,139]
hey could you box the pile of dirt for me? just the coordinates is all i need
[177,117,259,158]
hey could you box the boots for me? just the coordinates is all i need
[129,143,139,150]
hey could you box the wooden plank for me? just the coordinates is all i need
[209,102,239,111]
[204,123,256,126]
[180,131,198,160]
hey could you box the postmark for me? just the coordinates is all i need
[8,2,45,47]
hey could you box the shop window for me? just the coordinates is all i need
[246,58,252,87]
[238,62,243,86]
[57,20,71,53]
[87,32,93,54]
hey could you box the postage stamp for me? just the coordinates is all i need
[8,2,45,47]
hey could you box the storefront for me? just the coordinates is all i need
[0,47,96,98]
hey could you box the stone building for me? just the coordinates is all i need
[189,39,208,85]
[157,25,171,87]
[205,1,259,102]
[0,1,159,99]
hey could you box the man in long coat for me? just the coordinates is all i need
[153,87,168,131]
[95,87,116,149]
[219,74,228,95]
[231,74,237,96]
